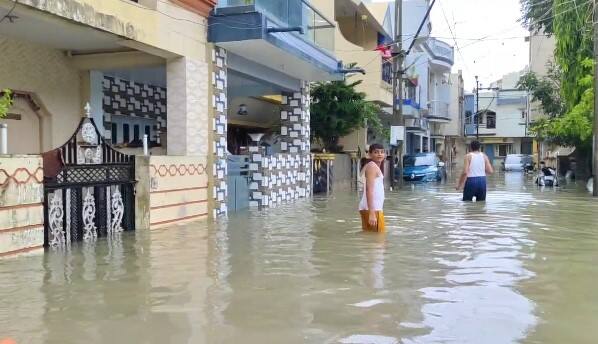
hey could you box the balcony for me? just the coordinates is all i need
[465,123,496,136]
[407,117,430,133]
[336,50,393,106]
[426,100,451,122]
[210,0,341,81]
[401,99,421,118]
[425,38,454,70]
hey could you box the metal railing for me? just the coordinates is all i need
[427,38,454,64]
[382,59,392,85]
[217,0,335,51]
[428,100,449,118]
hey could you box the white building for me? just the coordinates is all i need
[465,70,533,168]
[400,0,455,156]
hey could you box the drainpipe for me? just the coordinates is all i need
[0,124,7,155]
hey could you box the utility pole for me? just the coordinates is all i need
[475,75,480,139]
[593,2,598,196]
[392,0,404,188]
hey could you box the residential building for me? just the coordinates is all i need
[208,0,344,213]
[465,70,533,168]
[0,0,344,255]
[400,0,455,156]
[309,0,394,154]
[329,0,455,159]
[438,70,465,170]
[0,0,222,255]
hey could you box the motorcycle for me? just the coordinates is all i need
[536,167,558,187]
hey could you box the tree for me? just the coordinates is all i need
[0,89,12,119]
[310,78,385,152]
[518,0,594,151]
[519,0,554,34]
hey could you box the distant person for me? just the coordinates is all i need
[359,144,386,232]
[456,140,494,201]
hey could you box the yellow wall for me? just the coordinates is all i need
[0,155,44,257]
[0,36,82,150]
[16,0,209,61]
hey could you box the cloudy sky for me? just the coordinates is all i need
[373,0,530,91]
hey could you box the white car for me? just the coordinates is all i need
[504,154,533,172]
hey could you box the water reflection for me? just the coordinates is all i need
[0,176,597,343]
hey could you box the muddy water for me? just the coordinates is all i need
[1,173,598,344]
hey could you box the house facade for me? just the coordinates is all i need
[465,70,533,168]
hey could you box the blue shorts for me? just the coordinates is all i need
[463,176,487,201]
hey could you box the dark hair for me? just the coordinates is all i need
[360,144,385,175]
[368,143,384,153]
[470,140,481,151]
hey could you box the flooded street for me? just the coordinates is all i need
[1,173,598,344]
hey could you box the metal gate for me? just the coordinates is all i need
[42,112,135,247]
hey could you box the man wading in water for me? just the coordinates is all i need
[456,140,494,201]
[359,144,386,232]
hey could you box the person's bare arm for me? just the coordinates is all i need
[365,163,378,226]
[484,154,494,175]
[457,154,470,190]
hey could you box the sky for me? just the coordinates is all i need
[373,0,530,92]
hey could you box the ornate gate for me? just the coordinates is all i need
[42,108,135,247]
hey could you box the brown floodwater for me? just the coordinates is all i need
[1,173,597,344]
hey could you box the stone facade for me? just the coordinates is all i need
[247,83,312,209]
[166,57,210,157]
[212,47,228,217]
[102,75,167,144]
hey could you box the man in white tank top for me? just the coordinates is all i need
[359,144,386,232]
[456,140,494,201]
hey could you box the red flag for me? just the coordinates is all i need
[375,44,392,59]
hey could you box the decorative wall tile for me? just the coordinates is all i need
[212,47,228,218]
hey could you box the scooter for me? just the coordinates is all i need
[536,167,558,187]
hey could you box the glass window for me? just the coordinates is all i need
[111,123,117,143]
[134,125,140,141]
[497,144,512,157]
[145,126,151,139]
[486,113,496,129]
[404,154,436,166]
[123,124,130,143]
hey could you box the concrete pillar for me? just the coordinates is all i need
[211,47,228,217]
[166,57,209,157]
[428,136,431,153]
[419,135,424,152]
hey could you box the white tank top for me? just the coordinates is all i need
[468,152,486,177]
[359,162,385,211]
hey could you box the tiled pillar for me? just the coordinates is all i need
[211,47,228,217]
[166,57,209,157]
[248,146,270,209]
[280,82,311,199]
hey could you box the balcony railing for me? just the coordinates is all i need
[382,59,392,85]
[428,100,449,119]
[216,0,335,52]
[465,123,496,136]
[427,38,454,65]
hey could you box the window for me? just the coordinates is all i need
[521,141,533,155]
[486,113,496,129]
[123,124,130,143]
[111,123,118,143]
[133,125,140,142]
[145,126,151,140]
[465,110,473,124]
[497,144,512,157]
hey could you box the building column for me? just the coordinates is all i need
[211,47,228,217]
[428,136,432,153]
[419,135,424,152]
[279,82,311,198]
[166,57,209,157]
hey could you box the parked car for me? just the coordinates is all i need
[504,154,533,172]
[399,153,444,182]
